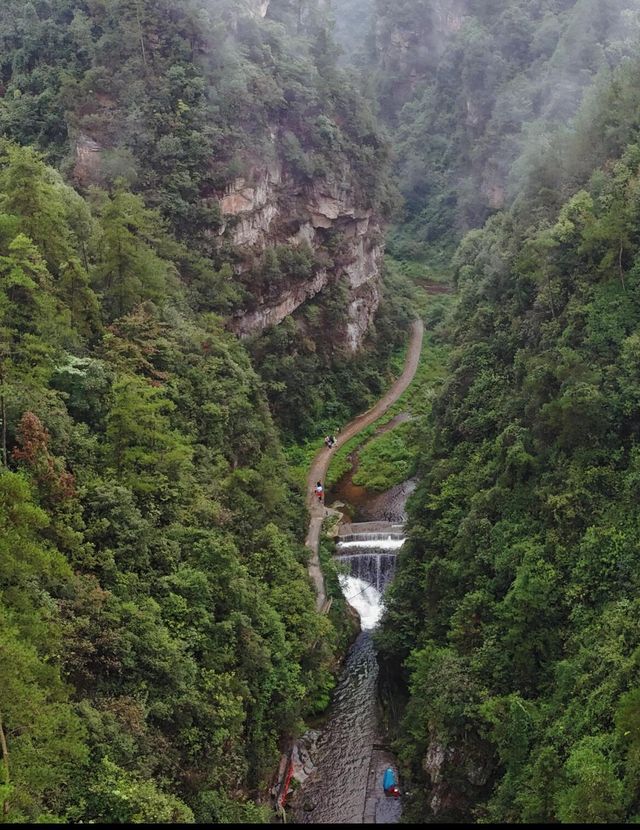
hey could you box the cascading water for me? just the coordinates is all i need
[336,539,402,630]
[290,532,404,824]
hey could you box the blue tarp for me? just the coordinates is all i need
[383,767,397,792]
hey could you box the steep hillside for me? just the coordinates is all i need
[378,54,640,824]
[330,0,375,64]
[0,1,401,822]
[0,0,394,353]
[0,136,359,823]
[369,0,640,253]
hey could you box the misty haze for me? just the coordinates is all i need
[1,0,640,825]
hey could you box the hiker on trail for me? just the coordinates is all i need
[324,436,331,448]
[314,481,324,502]
[329,434,336,447]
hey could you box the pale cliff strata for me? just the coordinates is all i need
[231,268,329,337]
[219,160,283,248]
[222,162,383,351]
[345,280,380,353]
[71,132,383,352]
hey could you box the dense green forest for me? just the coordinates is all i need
[0,0,404,441]
[367,0,640,256]
[9,0,640,824]
[378,47,640,824]
[0,0,405,823]
[0,137,339,824]
[0,0,391,237]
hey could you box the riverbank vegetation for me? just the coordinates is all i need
[325,261,453,495]
[379,51,640,824]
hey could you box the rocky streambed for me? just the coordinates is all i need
[281,470,413,824]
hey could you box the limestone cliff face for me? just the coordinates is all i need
[222,159,383,352]
[376,0,468,111]
[71,134,383,352]
[69,0,385,356]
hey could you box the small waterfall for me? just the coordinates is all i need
[337,537,405,549]
[336,536,404,631]
[337,553,397,592]
[290,527,406,823]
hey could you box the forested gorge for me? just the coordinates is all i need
[0,0,400,822]
[372,0,640,257]
[372,6,640,824]
[5,0,640,824]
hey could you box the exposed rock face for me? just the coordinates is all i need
[241,0,270,18]
[345,280,380,352]
[223,161,383,352]
[70,18,384,356]
[376,0,469,110]
[232,268,330,337]
[70,128,383,352]
[219,161,283,248]
[73,134,102,186]
[422,734,494,820]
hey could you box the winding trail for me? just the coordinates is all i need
[305,319,424,610]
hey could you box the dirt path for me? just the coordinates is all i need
[305,319,425,610]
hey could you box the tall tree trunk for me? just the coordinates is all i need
[0,367,7,467]
[0,713,10,816]
[619,243,626,293]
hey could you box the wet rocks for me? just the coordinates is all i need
[291,730,320,785]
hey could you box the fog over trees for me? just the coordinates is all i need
[334,0,640,255]
[3,0,640,824]
[330,1,640,823]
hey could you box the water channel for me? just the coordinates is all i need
[284,321,426,823]
[289,463,413,823]
[290,533,403,823]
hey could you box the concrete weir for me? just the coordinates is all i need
[285,320,423,823]
[339,520,405,538]
[289,521,405,823]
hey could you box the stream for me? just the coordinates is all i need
[289,469,413,824]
